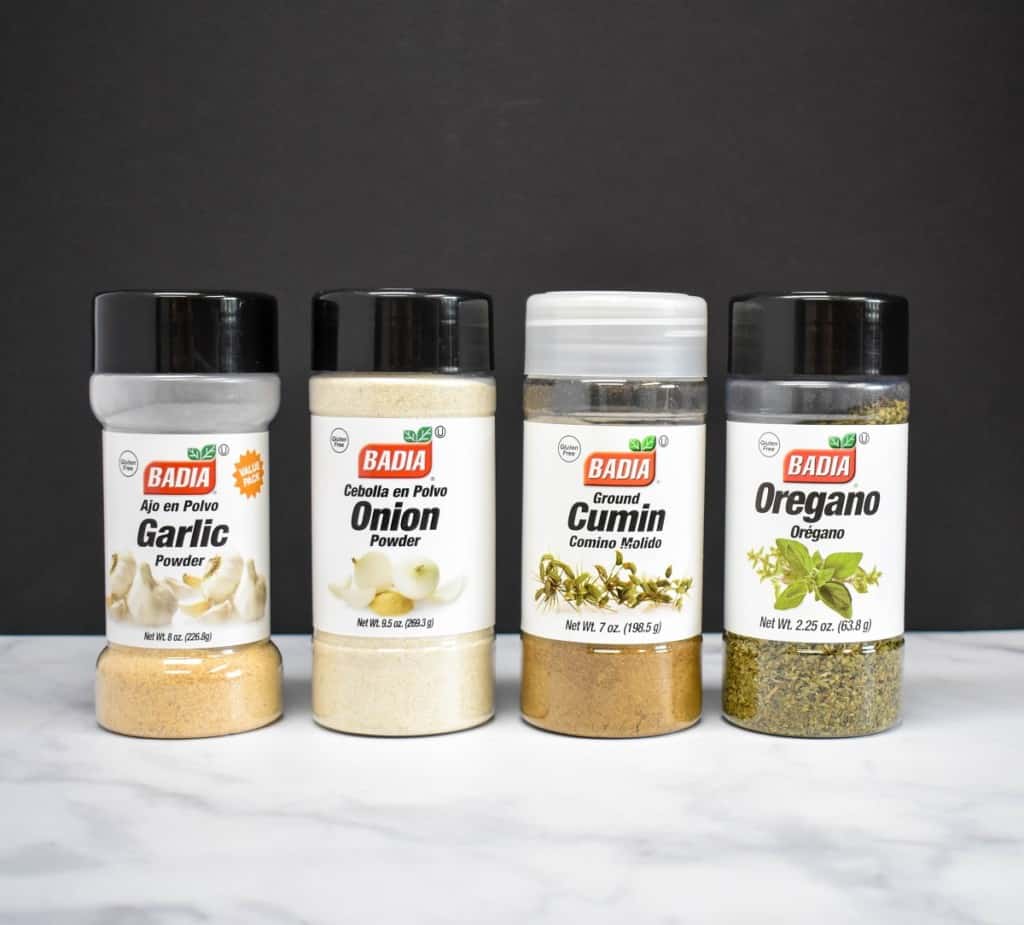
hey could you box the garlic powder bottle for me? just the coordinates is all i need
[521,291,707,737]
[310,289,496,736]
[91,291,282,738]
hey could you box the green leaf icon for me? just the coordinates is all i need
[842,432,857,449]
[823,551,863,580]
[629,438,642,451]
[641,435,657,452]
[200,443,217,460]
[187,447,200,460]
[403,430,417,443]
[819,581,853,618]
[416,426,433,443]
[828,436,842,449]
[775,581,808,611]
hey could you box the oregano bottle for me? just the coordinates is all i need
[722,292,909,737]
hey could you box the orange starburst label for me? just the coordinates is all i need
[233,450,265,498]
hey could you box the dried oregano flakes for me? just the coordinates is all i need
[722,632,903,738]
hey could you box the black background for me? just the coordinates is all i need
[2,1,1022,635]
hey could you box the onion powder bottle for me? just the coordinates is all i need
[310,289,496,736]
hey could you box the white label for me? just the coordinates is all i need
[521,421,705,644]
[311,416,495,638]
[725,422,908,643]
[102,432,271,649]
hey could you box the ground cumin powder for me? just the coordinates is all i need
[521,636,702,737]
[310,353,496,735]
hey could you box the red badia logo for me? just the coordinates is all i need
[584,434,657,487]
[143,443,217,495]
[358,425,433,479]
[783,432,857,484]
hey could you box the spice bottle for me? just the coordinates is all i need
[521,291,707,737]
[91,290,282,738]
[310,289,496,736]
[723,292,909,737]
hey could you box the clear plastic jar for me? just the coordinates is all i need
[722,292,909,737]
[520,292,708,737]
[91,291,282,738]
[309,290,496,736]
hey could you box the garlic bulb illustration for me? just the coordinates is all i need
[108,553,136,599]
[178,598,213,618]
[197,599,238,624]
[126,563,178,626]
[235,559,268,622]
[393,557,440,601]
[107,597,130,622]
[184,553,244,603]
[161,576,204,604]
[352,551,393,593]
[106,552,137,619]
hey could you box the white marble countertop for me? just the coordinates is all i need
[1,632,1022,924]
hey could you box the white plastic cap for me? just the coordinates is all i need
[524,291,707,380]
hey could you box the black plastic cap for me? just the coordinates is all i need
[729,291,908,378]
[93,290,278,374]
[312,289,494,373]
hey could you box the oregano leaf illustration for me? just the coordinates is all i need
[749,543,880,620]
[187,447,200,460]
[824,551,863,580]
[775,581,809,610]
[776,538,813,577]
[641,435,656,452]
[842,432,857,449]
[403,430,417,443]
[818,582,853,618]
[629,438,642,451]
[200,443,217,460]
[828,436,842,449]
[416,426,433,443]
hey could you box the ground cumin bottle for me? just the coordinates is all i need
[310,289,496,736]
[521,291,707,737]
[723,292,909,737]
[91,290,282,738]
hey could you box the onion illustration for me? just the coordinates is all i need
[393,557,440,601]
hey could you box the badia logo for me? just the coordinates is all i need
[783,432,857,484]
[144,443,217,495]
[583,434,657,487]
[358,425,433,479]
